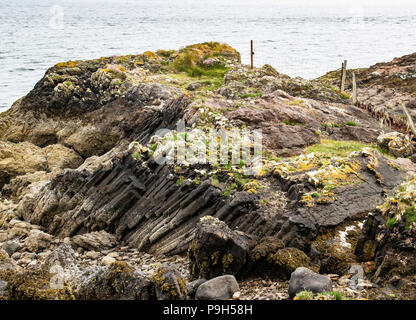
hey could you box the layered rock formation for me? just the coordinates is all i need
[1,42,416,300]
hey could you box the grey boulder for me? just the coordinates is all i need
[288,267,332,298]
[196,275,239,300]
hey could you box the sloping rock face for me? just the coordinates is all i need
[319,53,416,134]
[274,148,404,249]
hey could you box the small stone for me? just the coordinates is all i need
[86,251,101,259]
[11,252,21,260]
[232,291,241,300]
[107,252,119,258]
[24,230,53,253]
[2,241,21,256]
[102,256,116,266]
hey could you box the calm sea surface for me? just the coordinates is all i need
[1,0,415,110]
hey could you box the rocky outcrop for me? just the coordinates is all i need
[377,131,414,157]
[1,43,416,300]
[275,148,405,249]
[188,216,251,280]
[319,52,416,135]
[356,177,416,284]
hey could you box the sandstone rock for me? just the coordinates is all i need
[43,144,83,171]
[85,251,101,259]
[71,231,117,252]
[24,229,53,252]
[61,125,120,158]
[102,256,116,266]
[288,267,332,298]
[7,219,41,238]
[0,141,47,187]
[188,216,250,279]
[195,275,239,300]
[152,266,187,300]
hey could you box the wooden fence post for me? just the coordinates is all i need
[352,71,357,105]
[250,40,254,69]
[400,102,416,136]
[341,60,347,93]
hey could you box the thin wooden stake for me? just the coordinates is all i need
[400,102,416,136]
[250,40,254,69]
[352,71,357,105]
[341,60,347,93]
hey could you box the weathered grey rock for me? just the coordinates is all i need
[2,241,21,257]
[71,231,117,252]
[75,262,155,300]
[152,266,187,300]
[185,279,207,298]
[195,275,239,300]
[187,82,203,91]
[288,267,332,298]
[189,216,251,279]
[24,229,53,252]
[377,132,414,157]
[41,243,80,285]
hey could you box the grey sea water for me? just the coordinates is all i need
[0,0,415,111]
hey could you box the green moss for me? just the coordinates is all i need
[344,121,358,126]
[295,290,350,300]
[152,268,185,300]
[283,119,303,126]
[221,253,234,269]
[0,269,74,300]
[306,139,368,157]
[268,247,316,276]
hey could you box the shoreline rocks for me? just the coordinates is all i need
[0,42,416,299]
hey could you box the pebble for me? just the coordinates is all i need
[86,251,101,259]
[107,252,119,258]
[232,292,241,300]
[102,255,116,265]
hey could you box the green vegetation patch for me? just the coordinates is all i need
[306,139,368,158]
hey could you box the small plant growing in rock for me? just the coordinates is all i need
[294,291,314,300]
[344,121,358,126]
[386,217,397,230]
